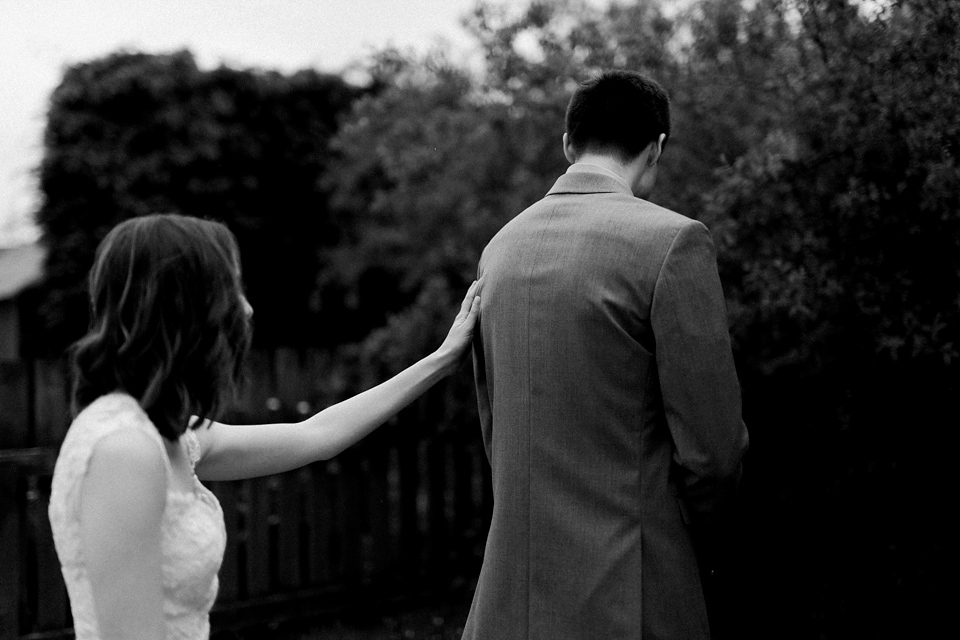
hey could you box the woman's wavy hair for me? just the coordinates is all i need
[71,213,252,440]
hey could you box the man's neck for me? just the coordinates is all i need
[573,153,631,181]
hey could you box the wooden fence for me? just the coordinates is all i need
[0,350,491,639]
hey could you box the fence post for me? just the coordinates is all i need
[0,362,30,449]
[453,434,478,564]
[426,436,450,574]
[397,405,421,577]
[210,481,240,602]
[0,360,28,639]
[332,453,362,582]
[276,470,303,588]
[273,348,311,419]
[33,359,70,447]
[366,444,391,576]
[306,464,332,585]
[245,478,272,597]
[0,468,20,640]
[28,476,67,631]
[230,350,275,420]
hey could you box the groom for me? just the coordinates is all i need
[464,70,749,639]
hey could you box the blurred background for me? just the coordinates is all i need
[1,0,956,638]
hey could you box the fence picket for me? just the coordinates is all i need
[229,350,275,420]
[453,436,478,560]
[245,478,271,596]
[426,436,450,575]
[366,446,391,576]
[32,360,69,448]
[0,362,29,448]
[28,478,67,631]
[276,470,302,588]
[397,408,421,576]
[333,453,362,582]
[211,481,239,602]
[0,468,21,640]
[273,348,311,420]
[306,464,332,585]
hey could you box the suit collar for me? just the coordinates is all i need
[546,163,634,197]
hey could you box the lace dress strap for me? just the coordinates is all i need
[182,427,203,468]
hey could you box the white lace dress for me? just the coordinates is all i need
[48,393,227,640]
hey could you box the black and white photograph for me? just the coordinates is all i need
[0,1,955,638]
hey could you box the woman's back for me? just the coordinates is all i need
[49,393,226,640]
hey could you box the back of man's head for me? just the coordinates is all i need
[565,70,670,163]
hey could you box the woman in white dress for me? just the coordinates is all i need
[48,213,481,640]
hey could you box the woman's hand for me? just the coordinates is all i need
[436,279,482,374]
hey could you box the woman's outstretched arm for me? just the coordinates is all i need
[192,281,481,481]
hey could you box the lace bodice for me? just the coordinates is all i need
[49,393,226,640]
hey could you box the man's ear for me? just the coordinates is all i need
[647,133,666,166]
[563,133,577,164]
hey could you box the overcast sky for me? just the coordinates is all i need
[0,0,520,246]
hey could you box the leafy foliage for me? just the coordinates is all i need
[324,48,567,371]
[704,0,960,375]
[33,51,360,354]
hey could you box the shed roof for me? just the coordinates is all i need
[0,242,46,300]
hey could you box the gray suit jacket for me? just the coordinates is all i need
[463,165,749,640]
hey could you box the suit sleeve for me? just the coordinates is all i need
[650,220,749,522]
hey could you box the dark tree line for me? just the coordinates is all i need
[26,1,958,637]
[29,50,361,353]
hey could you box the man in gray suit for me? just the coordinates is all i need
[463,71,749,639]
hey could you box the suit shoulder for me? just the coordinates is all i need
[625,198,704,234]
[480,198,545,250]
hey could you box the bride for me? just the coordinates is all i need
[48,213,481,640]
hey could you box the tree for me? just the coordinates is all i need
[32,50,360,355]
[703,0,960,373]
[692,2,959,635]
[323,46,568,378]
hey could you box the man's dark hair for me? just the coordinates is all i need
[565,70,671,162]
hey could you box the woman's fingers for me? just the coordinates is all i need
[437,281,483,370]
[468,293,481,319]
[457,280,480,322]
[463,296,481,332]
